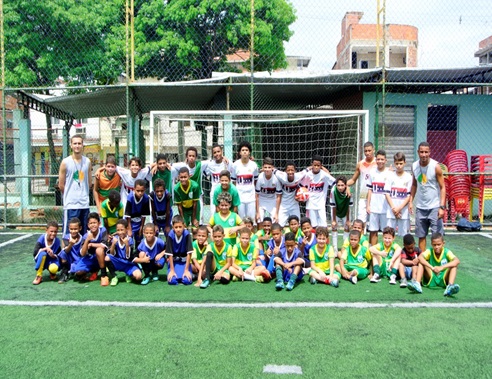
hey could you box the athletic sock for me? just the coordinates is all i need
[289,273,298,283]
[243,272,256,281]
[204,251,213,280]
[100,267,107,277]
[36,255,47,277]
[373,265,380,275]
[331,231,338,251]
[106,260,116,278]
[275,266,283,282]
[391,268,398,276]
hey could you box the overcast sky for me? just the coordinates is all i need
[285,0,492,70]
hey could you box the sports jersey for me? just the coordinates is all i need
[255,172,282,205]
[83,226,107,248]
[165,229,193,261]
[302,170,336,210]
[209,211,242,246]
[412,158,440,210]
[231,159,259,203]
[232,242,258,266]
[61,155,91,209]
[173,160,209,195]
[255,229,270,251]
[286,227,303,240]
[367,167,390,214]
[341,244,371,268]
[150,190,172,229]
[192,240,208,263]
[358,158,377,199]
[384,171,412,219]
[33,233,62,259]
[401,246,422,261]
[342,235,369,249]
[116,166,151,206]
[213,183,241,208]
[279,247,302,265]
[111,235,134,260]
[204,159,232,194]
[329,186,353,218]
[62,233,84,264]
[298,233,317,259]
[173,180,200,209]
[422,247,457,267]
[150,169,173,195]
[206,242,233,270]
[125,191,151,235]
[309,244,335,272]
[96,170,121,204]
[274,170,308,206]
[101,199,124,234]
[266,237,286,256]
[373,241,401,260]
[137,237,165,260]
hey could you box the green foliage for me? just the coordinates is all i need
[4,0,296,87]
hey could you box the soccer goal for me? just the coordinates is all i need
[148,110,368,178]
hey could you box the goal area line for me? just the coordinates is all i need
[1,300,490,309]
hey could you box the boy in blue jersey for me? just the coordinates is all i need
[80,212,108,285]
[274,232,304,291]
[58,217,86,284]
[166,215,194,285]
[150,178,172,237]
[261,222,285,274]
[32,221,62,285]
[105,219,143,286]
[125,179,151,247]
[136,223,167,285]
[298,217,317,270]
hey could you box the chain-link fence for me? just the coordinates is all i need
[1,0,492,226]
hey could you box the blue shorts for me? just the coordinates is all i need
[168,260,192,285]
[63,208,90,235]
[281,267,304,283]
[33,251,59,271]
[72,255,98,273]
[109,256,140,276]
[404,266,413,279]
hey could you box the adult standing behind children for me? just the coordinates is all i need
[409,142,446,252]
[58,134,92,235]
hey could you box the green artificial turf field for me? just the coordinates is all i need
[0,230,491,378]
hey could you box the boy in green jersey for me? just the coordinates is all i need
[199,225,233,288]
[340,219,369,259]
[408,232,460,296]
[336,229,372,284]
[101,190,124,236]
[192,226,209,287]
[173,167,200,228]
[308,227,340,287]
[369,226,402,285]
[207,192,242,246]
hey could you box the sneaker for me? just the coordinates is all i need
[389,274,397,285]
[330,278,339,288]
[152,274,159,281]
[275,280,285,291]
[350,276,358,285]
[286,280,295,291]
[408,280,423,294]
[309,276,317,285]
[100,276,110,287]
[32,276,42,285]
[110,276,119,286]
[255,276,264,283]
[141,277,150,285]
[232,275,239,282]
[200,278,210,289]
[370,273,381,283]
[400,278,408,288]
[58,272,68,284]
[444,283,460,297]
[125,275,132,283]
[87,272,98,281]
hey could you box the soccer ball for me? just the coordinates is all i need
[295,187,309,202]
[48,263,59,275]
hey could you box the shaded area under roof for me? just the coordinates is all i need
[33,66,492,119]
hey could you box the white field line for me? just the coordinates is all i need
[478,233,492,239]
[263,365,302,375]
[0,233,33,249]
[0,300,491,309]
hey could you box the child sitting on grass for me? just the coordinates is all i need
[274,232,304,291]
[308,227,339,287]
[408,232,460,297]
[200,225,233,289]
[336,229,372,285]
[398,234,422,288]
[32,221,62,285]
[136,223,167,285]
[369,226,402,285]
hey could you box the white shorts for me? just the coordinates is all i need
[368,212,388,232]
[357,199,368,223]
[387,218,410,236]
[258,200,277,222]
[306,209,327,227]
[238,201,256,222]
[278,203,301,227]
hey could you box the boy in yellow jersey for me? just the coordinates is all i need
[192,226,209,287]
[336,229,372,284]
[229,228,271,283]
[369,226,402,285]
[408,232,460,296]
[199,225,233,288]
[101,190,124,237]
[208,192,242,246]
[308,227,339,287]
[284,215,303,240]
[340,219,369,259]
[173,167,200,228]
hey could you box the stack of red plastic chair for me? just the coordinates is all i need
[470,155,492,223]
[443,150,470,223]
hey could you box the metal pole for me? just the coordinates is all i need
[0,0,6,227]
[250,0,254,113]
